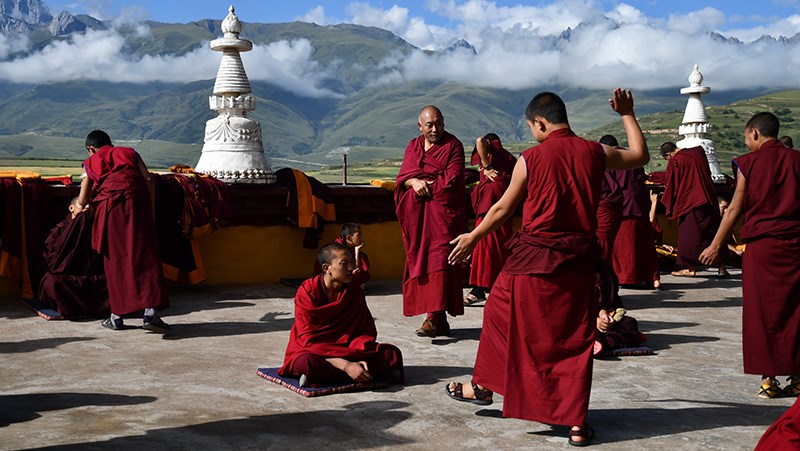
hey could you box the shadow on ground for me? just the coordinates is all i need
[0,337,95,354]
[0,393,156,427]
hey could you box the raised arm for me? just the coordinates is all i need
[699,171,746,265]
[604,88,650,170]
[448,156,528,263]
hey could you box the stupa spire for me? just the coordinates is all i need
[677,64,726,184]
[194,5,275,184]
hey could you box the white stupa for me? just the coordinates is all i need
[676,65,726,183]
[194,5,276,184]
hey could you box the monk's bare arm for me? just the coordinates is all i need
[700,172,746,265]
[325,357,372,382]
[448,157,527,263]
[475,137,497,181]
[605,88,650,170]
[74,175,93,214]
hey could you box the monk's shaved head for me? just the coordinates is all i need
[418,105,445,144]
[599,135,619,147]
[660,141,677,159]
[418,105,443,121]
[85,130,112,149]
[746,112,780,139]
[317,242,349,267]
[526,92,569,125]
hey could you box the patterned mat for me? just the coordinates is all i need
[20,298,63,320]
[257,367,389,397]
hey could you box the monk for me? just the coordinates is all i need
[700,112,800,399]
[38,197,109,318]
[600,135,661,288]
[75,130,169,333]
[446,89,649,446]
[279,242,404,387]
[660,141,727,277]
[779,135,794,148]
[313,223,371,287]
[395,105,466,337]
[596,135,624,262]
[755,398,800,449]
[464,133,516,305]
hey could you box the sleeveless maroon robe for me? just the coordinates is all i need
[611,167,660,284]
[395,132,466,317]
[83,145,168,315]
[468,140,516,289]
[661,146,725,268]
[279,275,404,384]
[472,128,604,426]
[734,139,800,375]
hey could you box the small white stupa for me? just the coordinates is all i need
[195,5,276,184]
[676,65,726,183]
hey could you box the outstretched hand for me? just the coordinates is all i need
[609,88,635,116]
[698,245,719,266]
[448,233,476,265]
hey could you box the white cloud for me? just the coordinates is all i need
[297,6,328,25]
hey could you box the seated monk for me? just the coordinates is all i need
[38,196,109,318]
[594,259,646,355]
[279,242,404,387]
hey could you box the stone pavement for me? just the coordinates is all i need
[1,268,794,450]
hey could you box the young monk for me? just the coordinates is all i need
[74,130,169,332]
[395,105,466,337]
[446,89,649,447]
[660,141,728,277]
[601,134,661,288]
[700,112,800,399]
[38,196,109,318]
[279,242,404,387]
[464,133,516,305]
[313,223,370,287]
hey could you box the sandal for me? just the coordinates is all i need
[759,380,782,399]
[445,380,493,405]
[784,378,800,397]
[463,293,484,306]
[569,425,595,447]
[671,269,696,277]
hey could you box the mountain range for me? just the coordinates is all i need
[0,0,795,167]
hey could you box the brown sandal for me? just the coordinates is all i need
[445,380,493,405]
[568,425,595,447]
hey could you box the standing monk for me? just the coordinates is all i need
[596,135,624,262]
[660,141,727,276]
[700,112,800,399]
[395,105,466,338]
[464,133,516,305]
[75,130,169,332]
[446,89,649,446]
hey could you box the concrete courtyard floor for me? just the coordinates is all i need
[1,268,794,450]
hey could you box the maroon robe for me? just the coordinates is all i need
[661,146,725,268]
[472,128,604,426]
[611,168,660,284]
[756,397,800,450]
[734,139,800,376]
[279,275,404,385]
[597,169,623,261]
[395,131,466,317]
[38,212,109,318]
[83,145,168,315]
[469,140,516,289]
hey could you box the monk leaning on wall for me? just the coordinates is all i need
[75,130,170,333]
[446,89,649,447]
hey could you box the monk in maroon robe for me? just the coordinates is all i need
[75,130,169,333]
[38,198,109,318]
[608,152,661,288]
[661,141,727,276]
[700,112,800,399]
[395,105,466,338]
[446,90,650,446]
[279,242,404,387]
[756,397,800,449]
[596,135,624,263]
[464,133,516,305]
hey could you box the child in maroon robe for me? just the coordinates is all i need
[446,89,650,447]
[700,112,800,399]
[75,130,169,333]
[279,242,404,387]
[464,133,516,305]
[313,223,370,287]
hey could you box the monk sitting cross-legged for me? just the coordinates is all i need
[446,89,649,447]
[279,242,404,388]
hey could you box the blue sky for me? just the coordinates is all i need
[4,1,799,92]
